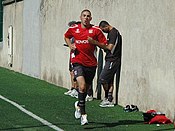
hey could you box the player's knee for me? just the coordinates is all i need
[79,85,86,93]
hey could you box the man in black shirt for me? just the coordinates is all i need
[88,20,122,107]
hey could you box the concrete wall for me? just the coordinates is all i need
[118,0,175,119]
[0,0,175,119]
[22,0,42,78]
[0,1,23,72]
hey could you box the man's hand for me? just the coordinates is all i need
[88,36,111,50]
[64,37,76,50]
[69,43,76,51]
[87,36,96,45]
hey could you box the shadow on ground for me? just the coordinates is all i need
[84,120,143,130]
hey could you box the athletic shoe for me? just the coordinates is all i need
[74,94,78,99]
[64,90,72,95]
[99,99,114,107]
[74,101,81,119]
[70,89,78,98]
[130,105,139,112]
[81,114,88,125]
[124,105,139,112]
[124,105,132,112]
[99,98,108,105]
[85,95,93,101]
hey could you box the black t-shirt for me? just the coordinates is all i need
[105,27,122,61]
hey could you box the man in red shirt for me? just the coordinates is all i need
[64,9,107,125]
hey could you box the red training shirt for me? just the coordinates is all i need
[64,23,107,67]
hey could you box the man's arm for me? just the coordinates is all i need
[64,37,76,50]
[88,36,114,51]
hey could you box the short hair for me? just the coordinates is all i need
[68,21,77,27]
[81,9,91,16]
[99,21,109,28]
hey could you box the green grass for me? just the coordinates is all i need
[0,67,174,131]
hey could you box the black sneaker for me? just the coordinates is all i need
[130,105,139,112]
[124,105,132,112]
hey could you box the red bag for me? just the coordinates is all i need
[143,110,173,124]
[149,115,172,124]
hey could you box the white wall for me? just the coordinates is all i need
[22,0,42,78]
[0,1,23,72]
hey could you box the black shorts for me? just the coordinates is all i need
[73,63,96,85]
[99,60,121,84]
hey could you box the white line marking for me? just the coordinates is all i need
[0,95,64,131]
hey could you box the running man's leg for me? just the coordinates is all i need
[73,64,87,115]
[76,76,87,115]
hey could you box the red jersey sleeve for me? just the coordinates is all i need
[64,28,73,39]
[95,28,107,45]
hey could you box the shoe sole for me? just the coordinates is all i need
[99,104,114,107]
[64,92,71,95]
[81,122,88,125]
[86,99,93,101]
